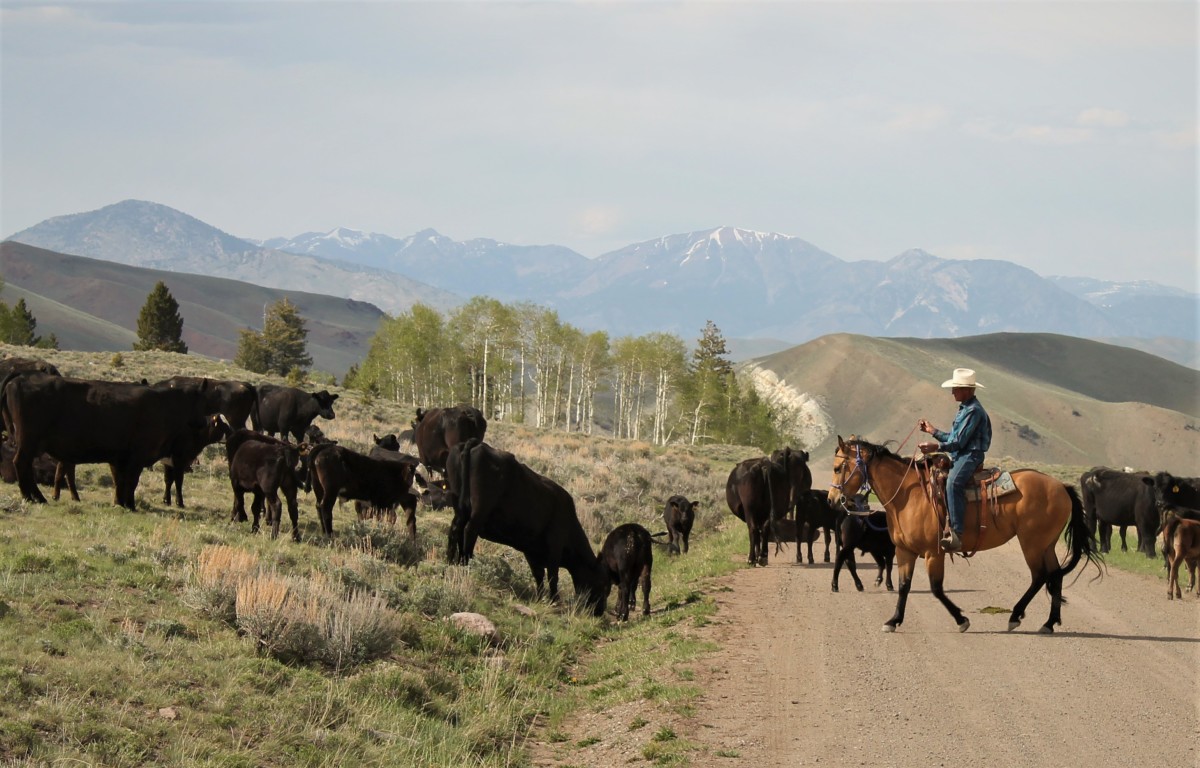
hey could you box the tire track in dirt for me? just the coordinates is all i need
[534,540,1199,767]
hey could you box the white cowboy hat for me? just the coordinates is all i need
[941,368,984,388]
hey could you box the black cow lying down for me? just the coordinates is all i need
[225,429,305,541]
[445,438,608,616]
[600,523,653,621]
[0,440,79,502]
[308,443,418,539]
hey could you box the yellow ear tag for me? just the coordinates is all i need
[1173,485,1180,493]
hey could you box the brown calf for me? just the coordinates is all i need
[1164,516,1200,600]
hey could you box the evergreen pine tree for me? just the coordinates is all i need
[4,298,40,346]
[234,328,271,374]
[133,281,188,353]
[261,298,313,376]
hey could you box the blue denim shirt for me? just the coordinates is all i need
[933,396,992,461]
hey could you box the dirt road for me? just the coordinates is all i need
[533,541,1200,767]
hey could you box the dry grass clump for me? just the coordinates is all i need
[186,545,261,623]
[187,547,402,670]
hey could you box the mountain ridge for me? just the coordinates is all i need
[6,201,1196,363]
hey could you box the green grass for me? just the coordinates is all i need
[0,345,1173,767]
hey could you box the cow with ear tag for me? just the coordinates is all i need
[159,413,235,508]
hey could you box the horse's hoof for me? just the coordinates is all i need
[1007,620,1020,632]
[855,584,864,592]
[882,624,896,633]
[957,618,970,633]
[831,585,839,593]
[1037,625,1054,635]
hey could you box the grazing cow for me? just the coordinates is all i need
[308,443,418,539]
[771,446,813,521]
[1162,516,1200,600]
[252,384,338,443]
[1080,466,1159,556]
[154,376,257,429]
[413,405,487,475]
[226,431,304,541]
[831,510,895,593]
[795,489,844,564]
[445,438,608,616]
[725,456,789,567]
[159,414,233,507]
[0,440,79,501]
[0,356,60,378]
[662,495,699,554]
[599,523,653,620]
[0,372,212,509]
[414,473,451,510]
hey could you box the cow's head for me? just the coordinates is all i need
[373,433,401,451]
[313,391,339,420]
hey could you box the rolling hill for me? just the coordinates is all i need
[0,242,385,377]
[743,332,1200,474]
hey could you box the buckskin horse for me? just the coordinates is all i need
[829,435,1101,634]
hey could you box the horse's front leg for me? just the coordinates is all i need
[926,553,969,632]
[883,548,917,632]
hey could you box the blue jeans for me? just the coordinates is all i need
[946,451,984,534]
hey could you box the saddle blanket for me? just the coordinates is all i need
[966,471,1016,502]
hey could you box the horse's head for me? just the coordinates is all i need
[830,435,866,507]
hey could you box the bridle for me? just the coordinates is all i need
[831,442,870,496]
[832,439,919,511]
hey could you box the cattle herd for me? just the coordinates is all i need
[2,354,1198,623]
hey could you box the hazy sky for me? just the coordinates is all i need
[1,1,1196,291]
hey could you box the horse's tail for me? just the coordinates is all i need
[1056,484,1105,582]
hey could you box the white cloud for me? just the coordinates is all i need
[1077,108,1130,128]
[883,105,949,133]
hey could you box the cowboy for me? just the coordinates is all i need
[917,368,992,552]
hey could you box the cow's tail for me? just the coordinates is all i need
[1057,484,1105,584]
[0,371,21,438]
[764,462,782,547]
[249,391,262,432]
[304,441,336,495]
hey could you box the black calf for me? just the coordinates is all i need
[599,523,653,621]
[832,510,895,592]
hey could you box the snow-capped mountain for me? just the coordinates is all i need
[6,205,1195,357]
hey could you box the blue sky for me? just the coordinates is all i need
[1,1,1196,291]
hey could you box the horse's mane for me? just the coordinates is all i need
[846,437,903,463]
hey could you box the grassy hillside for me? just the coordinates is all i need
[0,345,1174,767]
[0,242,386,378]
[749,333,1200,475]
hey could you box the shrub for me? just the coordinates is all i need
[185,545,260,624]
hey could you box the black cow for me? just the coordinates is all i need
[1080,466,1159,556]
[0,440,79,501]
[725,456,789,567]
[226,431,304,541]
[252,385,338,443]
[0,373,212,509]
[354,438,423,537]
[599,523,653,620]
[308,443,418,539]
[0,356,60,378]
[445,438,608,616]
[1147,472,1200,510]
[771,446,813,521]
[662,495,699,554]
[831,510,895,592]
[154,376,257,430]
[159,414,233,507]
[795,489,843,564]
[413,405,487,475]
